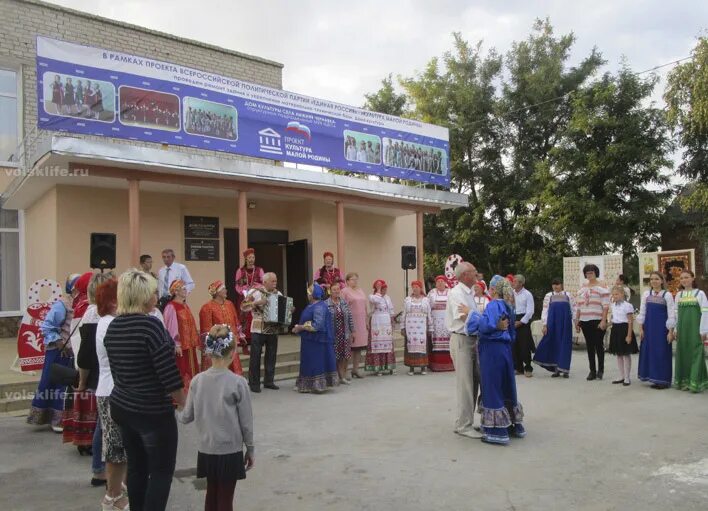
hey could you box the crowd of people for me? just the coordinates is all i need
[23,248,708,509]
[382,140,445,174]
[185,106,237,140]
[49,74,107,120]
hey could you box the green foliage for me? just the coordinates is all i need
[664,37,708,237]
[363,18,676,306]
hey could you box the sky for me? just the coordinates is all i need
[47,0,708,110]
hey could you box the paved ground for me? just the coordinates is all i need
[1,354,708,511]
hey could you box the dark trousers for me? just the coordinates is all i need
[205,479,237,511]
[249,333,278,387]
[111,403,178,511]
[513,323,534,372]
[580,320,605,374]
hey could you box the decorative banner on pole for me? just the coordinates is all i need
[36,37,451,187]
[17,279,63,371]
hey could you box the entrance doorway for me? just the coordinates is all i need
[224,228,310,323]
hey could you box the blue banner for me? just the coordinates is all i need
[36,37,450,187]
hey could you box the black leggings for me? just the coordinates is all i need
[580,320,605,374]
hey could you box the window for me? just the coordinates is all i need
[0,209,21,313]
[0,66,20,164]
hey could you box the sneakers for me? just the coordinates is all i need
[421,368,427,375]
[408,370,414,376]
[51,425,63,433]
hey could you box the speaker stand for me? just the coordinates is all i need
[403,268,409,301]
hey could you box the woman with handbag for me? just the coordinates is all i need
[27,273,82,432]
[60,271,97,452]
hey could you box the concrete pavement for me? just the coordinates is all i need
[1,354,707,511]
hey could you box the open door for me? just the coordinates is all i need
[286,239,310,325]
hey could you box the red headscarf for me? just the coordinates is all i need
[435,275,448,284]
[411,280,424,290]
[373,279,387,291]
[506,274,515,284]
[476,281,487,293]
[72,271,93,319]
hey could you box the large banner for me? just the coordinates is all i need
[36,37,450,186]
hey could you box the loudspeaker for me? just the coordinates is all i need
[90,233,116,270]
[401,245,416,270]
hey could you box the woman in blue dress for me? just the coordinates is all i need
[533,278,576,378]
[637,271,676,389]
[293,283,339,393]
[466,275,525,446]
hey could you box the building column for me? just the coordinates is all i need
[416,211,424,283]
[128,179,140,266]
[238,190,248,267]
[336,201,345,274]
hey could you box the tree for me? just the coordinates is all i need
[664,36,708,233]
[363,74,406,116]
[541,67,672,257]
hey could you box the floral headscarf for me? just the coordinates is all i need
[489,274,514,303]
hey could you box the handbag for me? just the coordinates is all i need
[48,321,80,387]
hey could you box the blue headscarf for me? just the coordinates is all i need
[489,274,513,303]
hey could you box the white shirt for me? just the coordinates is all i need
[158,261,195,297]
[636,290,676,329]
[445,282,476,334]
[610,301,635,324]
[95,314,115,397]
[514,287,534,325]
[149,307,165,325]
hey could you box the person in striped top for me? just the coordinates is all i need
[575,264,610,381]
[104,269,185,511]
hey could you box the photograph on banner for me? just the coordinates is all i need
[382,138,447,175]
[343,130,382,164]
[41,72,115,122]
[118,86,180,130]
[183,97,238,141]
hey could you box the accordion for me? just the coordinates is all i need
[263,293,294,325]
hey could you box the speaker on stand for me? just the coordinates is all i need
[401,245,416,299]
[90,233,116,271]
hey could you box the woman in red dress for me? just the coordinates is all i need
[199,280,244,375]
[315,251,344,297]
[234,248,264,354]
[164,279,201,391]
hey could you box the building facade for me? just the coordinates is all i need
[0,0,465,331]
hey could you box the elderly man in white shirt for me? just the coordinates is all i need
[157,248,195,298]
[512,274,535,377]
[445,261,481,438]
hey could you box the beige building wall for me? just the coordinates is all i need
[24,186,57,287]
[24,184,417,309]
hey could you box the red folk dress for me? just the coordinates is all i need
[164,301,201,391]
[198,299,244,375]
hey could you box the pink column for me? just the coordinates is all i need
[336,201,345,274]
[238,190,248,267]
[416,211,424,283]
[128,179,140,266]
